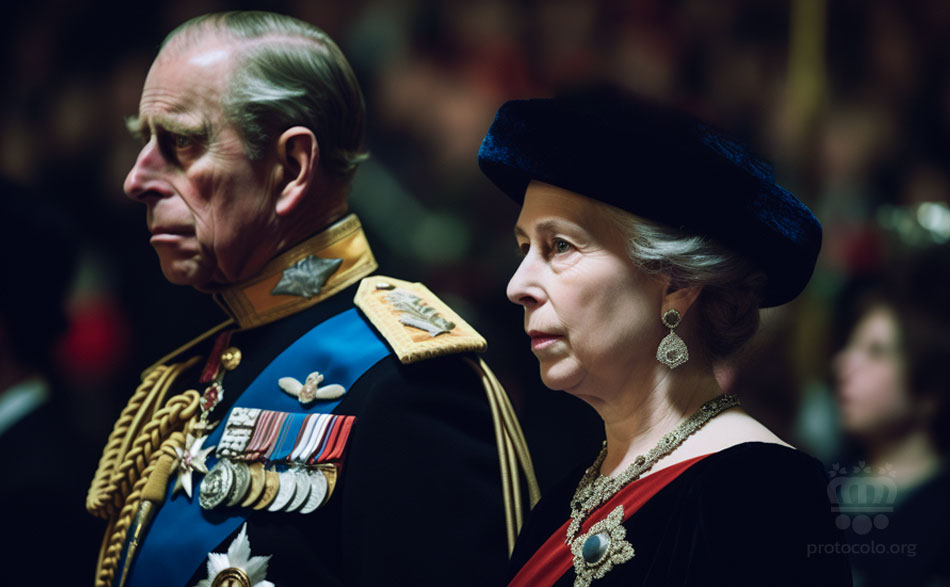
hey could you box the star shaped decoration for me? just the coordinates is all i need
[195,523,274,587]
[270,255,343,299]
[173,433,216,499]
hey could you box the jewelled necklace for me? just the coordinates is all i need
[566,394,739,587]
[568,393,739,542]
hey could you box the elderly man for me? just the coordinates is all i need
[86,11,536,587]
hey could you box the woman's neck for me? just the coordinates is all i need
[597,361,723,477]
[867,429,942,492]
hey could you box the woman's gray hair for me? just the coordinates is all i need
[162,11,368,179]
[601,204,767,360]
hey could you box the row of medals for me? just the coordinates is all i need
[199,458,336,514]
[194,348,336,515]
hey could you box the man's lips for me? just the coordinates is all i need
[149,226,193,244]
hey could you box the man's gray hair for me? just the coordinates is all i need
[162,11,368,179]
[601,204,767,360]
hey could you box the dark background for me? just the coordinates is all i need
[1,0,948,582]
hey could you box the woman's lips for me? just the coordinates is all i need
[528,331,562,351]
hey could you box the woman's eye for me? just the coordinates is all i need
[553,238,572,253]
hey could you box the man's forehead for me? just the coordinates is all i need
[150,36,238,77]
[135,39,237,120]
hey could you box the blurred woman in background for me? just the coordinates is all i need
[833,244,950,587]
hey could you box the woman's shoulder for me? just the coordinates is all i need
[690,441,830,491]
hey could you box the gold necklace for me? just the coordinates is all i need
[566,394,739,587]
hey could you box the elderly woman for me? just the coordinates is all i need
[478,88,852,586]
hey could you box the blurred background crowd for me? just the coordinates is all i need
[1,0,948,584]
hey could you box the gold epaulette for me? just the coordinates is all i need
[354,276,487,364]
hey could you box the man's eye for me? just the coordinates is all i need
[553,238,572,253]
[173,134,191,149]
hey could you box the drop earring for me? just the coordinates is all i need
[656,309,688,368]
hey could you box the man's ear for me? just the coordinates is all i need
[274,126,319,217]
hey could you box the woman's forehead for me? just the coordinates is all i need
[518,181,605,224]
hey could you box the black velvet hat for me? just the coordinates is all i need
[477,87,822,308]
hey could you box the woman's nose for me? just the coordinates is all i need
[506,254,541,308]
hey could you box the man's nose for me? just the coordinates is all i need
[124,139,171,201]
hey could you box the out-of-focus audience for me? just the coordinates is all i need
[0,177,101,583]
[830,244,950,587]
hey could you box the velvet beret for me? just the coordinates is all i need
[477,87,822,308]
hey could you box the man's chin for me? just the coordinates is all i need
[158,259,210,290]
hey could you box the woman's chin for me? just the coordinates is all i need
[538,362,583,393]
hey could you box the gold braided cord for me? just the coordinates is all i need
[109,387,201,513]
[478,358,517,553]
[87,365,173,518]
[86,357,201,518]
[95,428,191,587]
[481,358,541,508]
[465,357,542,555]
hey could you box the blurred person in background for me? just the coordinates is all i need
[86,10,535,587]
[479,86,852,586]
[0,177,100,582]
[832,243,950,587]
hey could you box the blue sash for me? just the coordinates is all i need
[128,308,390,586]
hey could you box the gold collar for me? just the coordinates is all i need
[214,214,377,329]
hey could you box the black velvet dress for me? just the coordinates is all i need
[508,442,853,586]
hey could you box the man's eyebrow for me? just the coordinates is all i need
[125,115,145,140]
[124,114,210,141]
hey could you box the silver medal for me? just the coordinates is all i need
[199,460,234,510]
[284,467,312,512]
[226,460,252,506]
[267,469,298,511]
[300,468,328,514]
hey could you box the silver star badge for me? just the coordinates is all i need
[270,255,343,298]
[173,433,216,499]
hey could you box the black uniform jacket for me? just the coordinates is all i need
[94,216,511,586]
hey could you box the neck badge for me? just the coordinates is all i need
[270,255,343,299]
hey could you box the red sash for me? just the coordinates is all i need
[508,453,711,587]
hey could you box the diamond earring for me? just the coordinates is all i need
[656,309,688,368]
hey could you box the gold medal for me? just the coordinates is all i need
[240,462,266,507]
[252,469,280,510]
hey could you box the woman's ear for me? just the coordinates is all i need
[274,126,319,217]
[662,282,704,318]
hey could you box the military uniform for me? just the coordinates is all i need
[87,215,537,586]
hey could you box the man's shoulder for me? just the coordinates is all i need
[354,275,487,364]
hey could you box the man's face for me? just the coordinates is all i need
[124,40,279,291]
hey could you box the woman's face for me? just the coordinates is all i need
[507,181,666,401]
[833,305,913,439]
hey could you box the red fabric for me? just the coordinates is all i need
[199,330,233,383]
[324,416,356,461]
[312,417,343,464]
[508,453,711,587]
